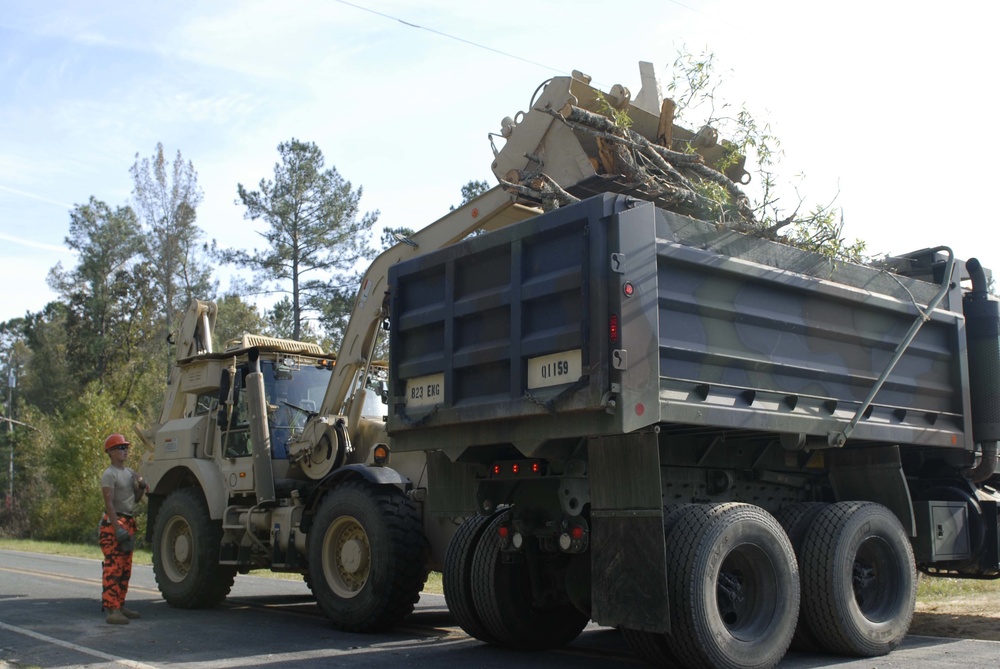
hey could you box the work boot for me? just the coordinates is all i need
[120,606,141,620]
[106,609,129,625]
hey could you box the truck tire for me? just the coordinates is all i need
[798,501,916,657]
[773,502,827,653]
[443,513,501,644]
[620,503,691,666]
[307,480,427,632]
[469,511,589,650]
[665,503,799,669]
[152,487,236,608]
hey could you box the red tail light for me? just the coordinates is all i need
[609,313,619,343]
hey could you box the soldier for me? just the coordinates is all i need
[99,433,148,625]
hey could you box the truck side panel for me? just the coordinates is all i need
[654,223,971,448]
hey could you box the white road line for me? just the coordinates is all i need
[0,620,160,669]
[154,636,475,669]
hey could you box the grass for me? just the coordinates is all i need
[0,537,151,564]
[0,538,444,593]
[916,573,1000,602]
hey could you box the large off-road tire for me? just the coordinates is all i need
[307,480,428,632]
[620,503,691,667]
[469,512,590,650]
[152,487,236,608]
[665,503,799,669]
[798,501,916,657]
[443,512,501,644]
[773,502,828,653]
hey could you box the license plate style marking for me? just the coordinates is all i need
[405,373,445,409]
[527,349,582,390]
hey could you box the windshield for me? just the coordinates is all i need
[264,359,332,458]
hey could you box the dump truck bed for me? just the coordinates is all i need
[387,194,971,458]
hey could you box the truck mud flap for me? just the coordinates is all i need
[588,432,669,632]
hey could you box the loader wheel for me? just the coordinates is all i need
[443,512,501,644]
[665,503,799,669]
[152,487,236,608]
[308,480,427,632]
[469,512,589,650]
[798,501,916,657]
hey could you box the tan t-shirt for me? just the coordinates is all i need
[100,465,138,517]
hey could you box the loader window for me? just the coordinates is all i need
[221,368,252,458]
[264,360,333,459]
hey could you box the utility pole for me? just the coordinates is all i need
[6,361,13,502]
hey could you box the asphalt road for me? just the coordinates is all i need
[2,549,999,669]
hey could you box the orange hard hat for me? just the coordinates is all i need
[104,433,130,452]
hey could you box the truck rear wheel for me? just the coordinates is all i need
[620,503,691,666]
[307,480,427,632]
[470,512,589,650]
[152,487,236,608]
[666,503,799,669]
[798,501,916,657]
[774,502,827,653]
[443,512,501,644]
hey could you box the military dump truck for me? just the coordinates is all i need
[139,185,540,631]
[384,65,1000,668]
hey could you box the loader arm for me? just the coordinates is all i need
[158,299,217,425]
[286,186,538,477]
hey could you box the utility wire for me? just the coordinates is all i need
[333,0,568,76]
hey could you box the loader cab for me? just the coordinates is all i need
[213,354,334,460]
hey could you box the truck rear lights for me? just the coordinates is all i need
[497,523,511,549]
[559,525,589,553]
[609,313,619,343]
[623,281,635,297]
[489,459,545,478]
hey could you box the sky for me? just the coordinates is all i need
[2,1,998,324]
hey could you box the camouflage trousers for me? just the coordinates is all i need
[99,514,136,610]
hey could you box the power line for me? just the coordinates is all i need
[332,0,567,76]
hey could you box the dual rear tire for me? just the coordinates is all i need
[624,503,799,669]
[621,501,916,668]
[444,511,589,651]
[796,501,916,657]
[445,500,916,668]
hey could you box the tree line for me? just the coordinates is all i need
[0,137,487,542]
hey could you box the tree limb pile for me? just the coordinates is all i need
[502,102,761,229]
